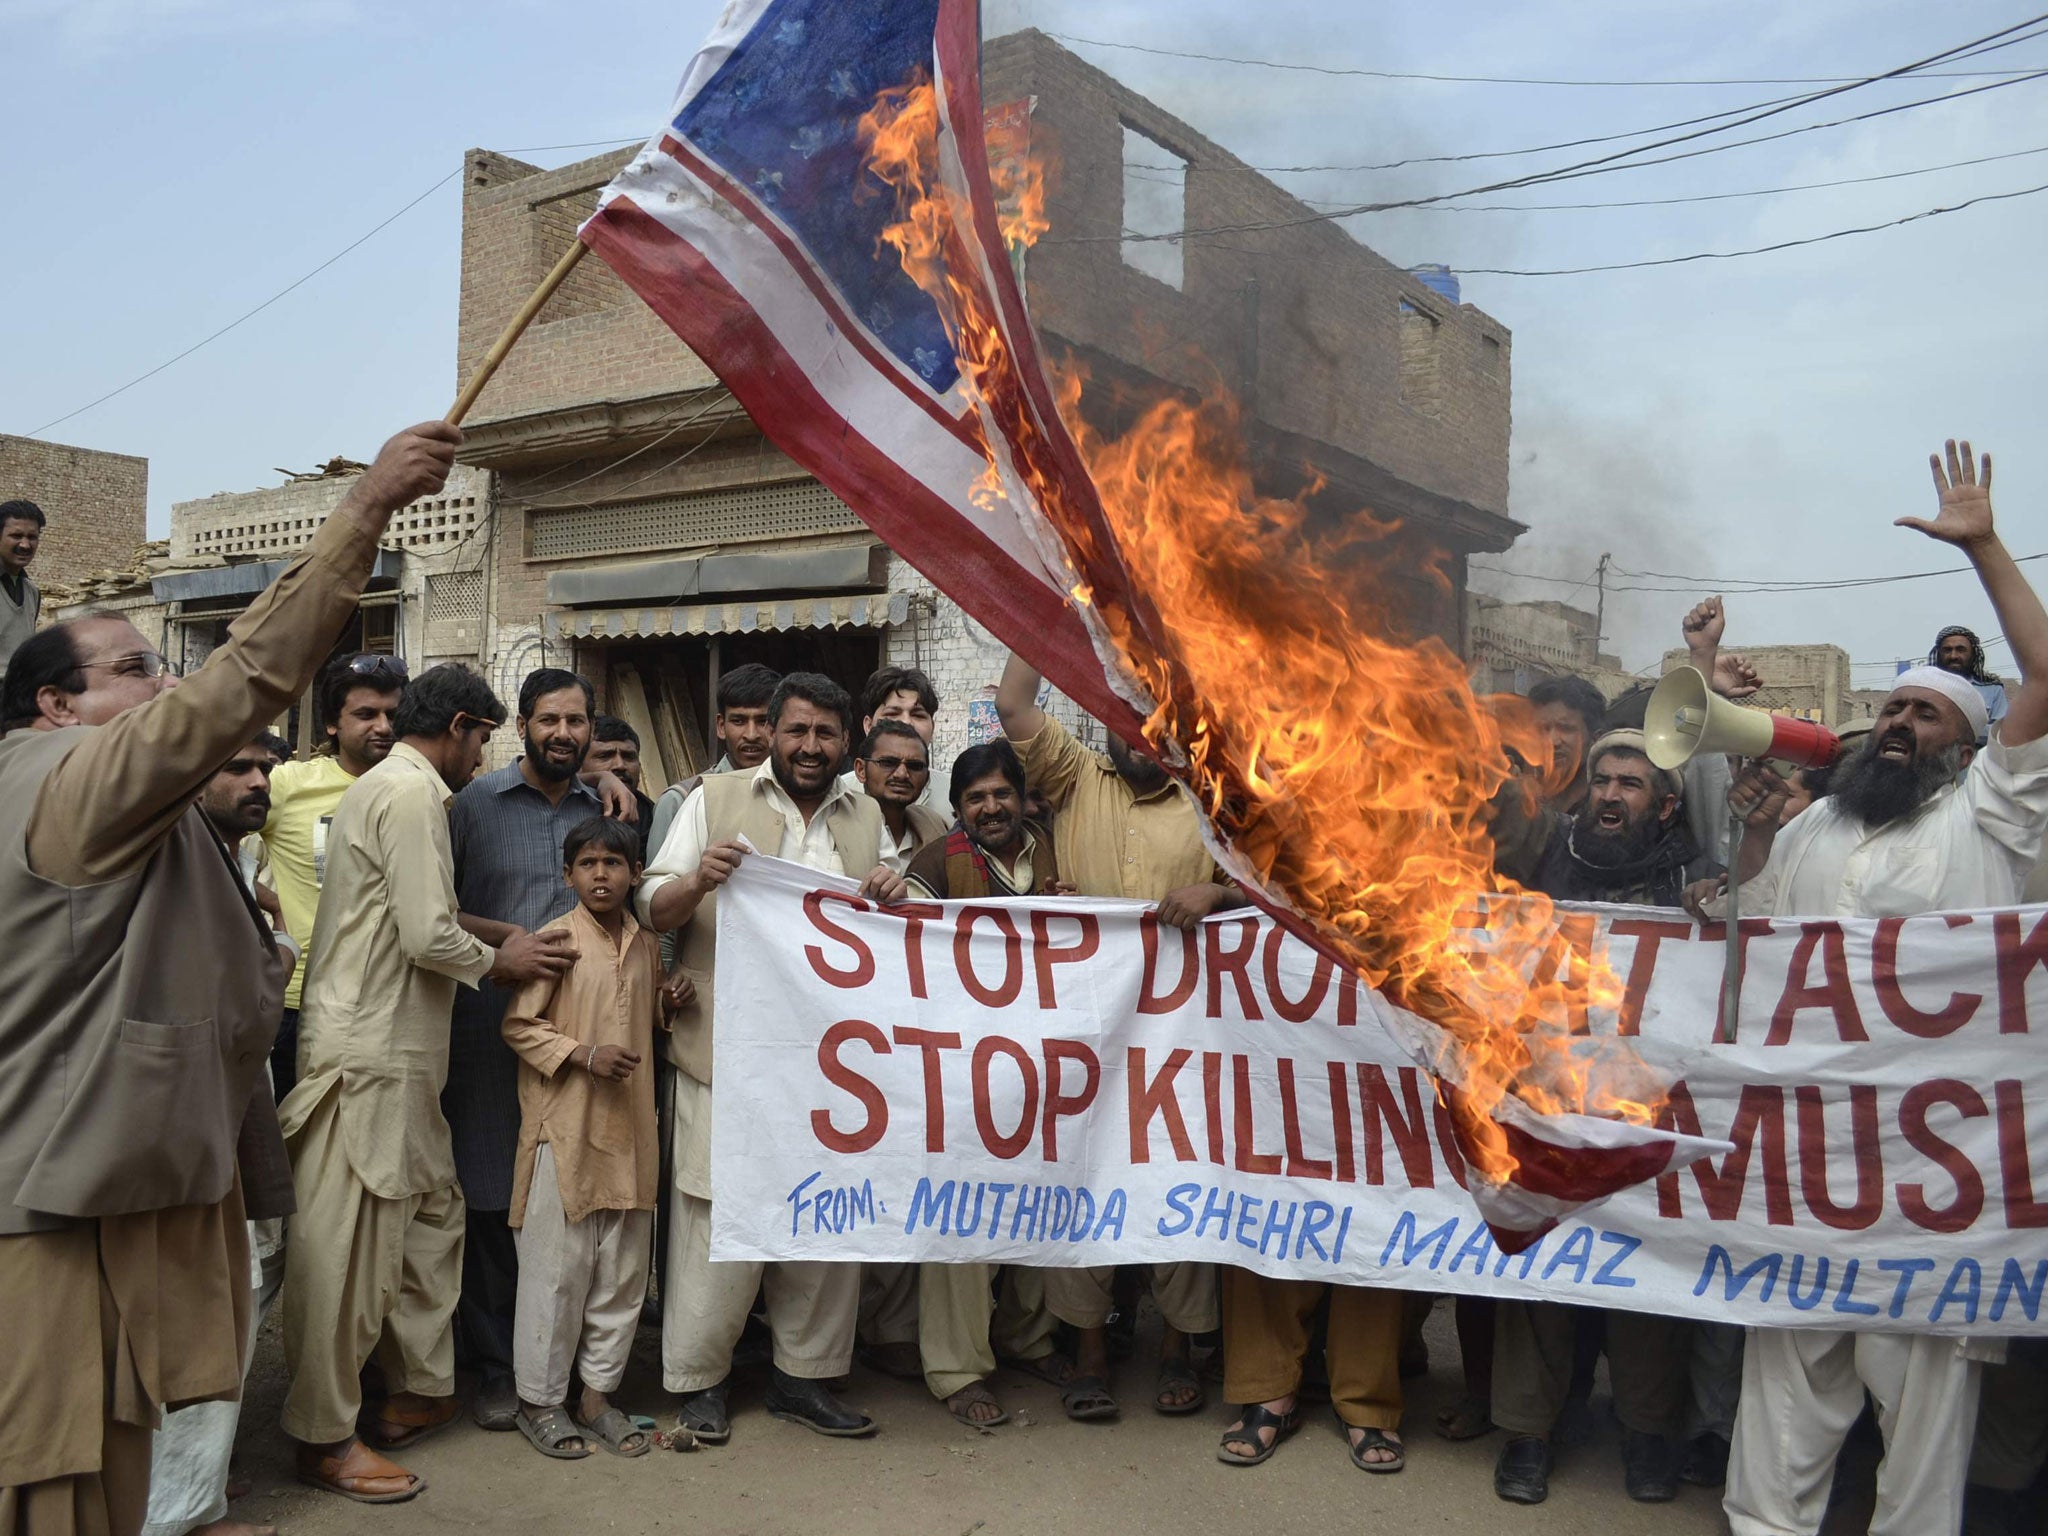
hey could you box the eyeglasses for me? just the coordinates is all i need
[81,652,175,679]
[868,755,930,775]
[346,654,409,682]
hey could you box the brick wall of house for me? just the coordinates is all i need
[984,31,1511,518]
[0,434,148,590]
[456,149,717,423]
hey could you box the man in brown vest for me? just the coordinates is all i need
[891,738,1065,1427]
[637,671,902,1445]
[0,421,459,1536]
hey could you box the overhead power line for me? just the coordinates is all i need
[26,169,461,438]
[1449,177,2048,275]
[1289,142,2048,213]
[1095,63,2048,246]
[1475,549,2048,596]
[1049,29,2048,88]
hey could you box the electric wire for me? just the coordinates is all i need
[1049,29,2048,88]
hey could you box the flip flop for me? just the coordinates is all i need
[516,1405,592,1460]
[945,1381,1010,1429]
[1217,1403,1299,1467]
[1154,1353,1206,1416]
[1000,1350,1076,1389]
[1060,1374,1119,1421]
[359,1391,461,1451]
[296,1441,426,1504]
[577,1405,652,1458]
[1348,1425,1406,1474]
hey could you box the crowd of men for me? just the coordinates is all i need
[0,424,2043,1536]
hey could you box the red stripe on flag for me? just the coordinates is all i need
[654,134,984,456]
[580,199,1147,740]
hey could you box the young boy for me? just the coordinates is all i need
[503,816,687,1459]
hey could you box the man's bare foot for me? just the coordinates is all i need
[945,1380,1008,1427]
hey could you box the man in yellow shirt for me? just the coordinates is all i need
[261,653,406,1099]
[996,653,1233,1422]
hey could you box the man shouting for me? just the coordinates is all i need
[1712,442,2048,1536]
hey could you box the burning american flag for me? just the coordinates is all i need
[577,0,1728,1248]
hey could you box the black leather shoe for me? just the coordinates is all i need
[677,1381,731,1444]
[1682,1430,1730,1487]
[1623,1430,1679,1502]
[1494,1436,1551,1504]
[764,1369,877,1438]
[472,1373,518,1432]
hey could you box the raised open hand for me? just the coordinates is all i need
[1898,440,1994,547]
[1713,651,1761,701]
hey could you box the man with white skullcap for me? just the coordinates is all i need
[1715,441,2048,1536]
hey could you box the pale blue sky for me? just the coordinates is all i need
[4,0,2044,681]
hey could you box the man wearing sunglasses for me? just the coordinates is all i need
[0,421,463,1536]
[258,651,409,1100]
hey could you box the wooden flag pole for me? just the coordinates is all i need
[445,239,591,426]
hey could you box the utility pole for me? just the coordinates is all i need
[1593,551,1612,658]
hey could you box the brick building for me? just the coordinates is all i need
[1467,594,1638,700]
[1659,642,1860,727]
[452,30,1517,786]
[0,433,148,595]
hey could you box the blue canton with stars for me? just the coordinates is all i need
[676,0,959,393]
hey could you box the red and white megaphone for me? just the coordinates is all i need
[1644,666,1841,771]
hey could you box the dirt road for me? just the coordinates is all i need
[222,1300,1748,1536]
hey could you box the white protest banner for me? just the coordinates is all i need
[709,856,2048,1335]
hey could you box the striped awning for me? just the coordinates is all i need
[546,589,907,642]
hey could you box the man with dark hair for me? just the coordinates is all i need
[279,663,577,1502]
[1713,442,2048,1536]
[638,670,901,1444]
[259,652,408,1100]
[1525,673,1608,815]
[854,718,945,873]
[1489,728,1707,1507]
[443,666,608,1431]
[856,663,950,807]
[0,421,457,1535]
[145,741,300,1536]
[858,739,1063,1429]
[0,498,44,672]
[996,653,1231,1421]
[645,662,781,862]
[583,715,657,857]
[1929,622,2007,737]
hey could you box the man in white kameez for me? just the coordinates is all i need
[1706,441,2048,1536]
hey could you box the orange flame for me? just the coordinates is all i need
[858,78,1664,1178]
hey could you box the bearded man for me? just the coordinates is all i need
[443,668,607,1430]
[1711,441,2048,1536]
[1492,729,1709,1506]
[1929,622,2008,736]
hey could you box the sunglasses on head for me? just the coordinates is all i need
[346,654,409,683]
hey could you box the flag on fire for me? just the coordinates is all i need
[575,0,1728,1248]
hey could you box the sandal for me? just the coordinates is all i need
[515,1405,592,1460]
[296,1441,425,1504]
[577,1405,651,1458]
[1060,1373,1119,1421]
[1434,1397,1495,1441]
[677,1383,731,1445]
[359,1390,462,1451]
[945,1381,1010,1429]
[1000,1350,1075,1389]
[1154,1352,1206,1416]
[1348,1425,1406,1474]
[1217,1402,1299,1467]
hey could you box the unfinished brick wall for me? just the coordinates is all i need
[985,31,1512,519]
[0,434,148,590]
[457,149,718,422]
